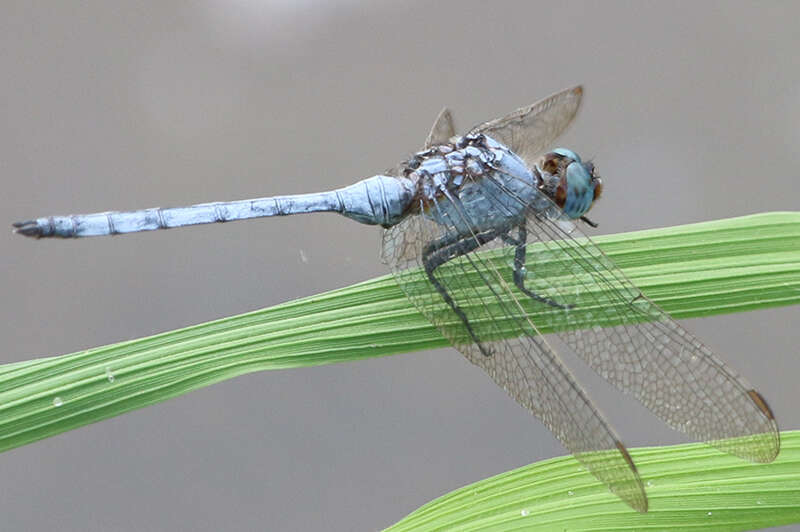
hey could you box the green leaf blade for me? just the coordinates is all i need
[386,431,800,531]
[2,212,799,465]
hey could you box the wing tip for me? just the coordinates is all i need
[615,440,649,513]
[569,85,584,111]
[747,389,781,462]
[747,389,775,421]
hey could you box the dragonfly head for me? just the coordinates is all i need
[538,148,603,219]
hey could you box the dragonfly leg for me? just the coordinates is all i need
[501,226,572,310]
[423,230,503,357]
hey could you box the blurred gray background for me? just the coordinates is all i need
[2,1,799,530]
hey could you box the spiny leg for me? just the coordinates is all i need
[501,225,572,310]
[423,229,502,357]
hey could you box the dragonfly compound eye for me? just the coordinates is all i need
[559,160,597,219]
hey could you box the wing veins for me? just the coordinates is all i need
[474,165,777,458]
[426,184,645,508]
[481,168,753,424]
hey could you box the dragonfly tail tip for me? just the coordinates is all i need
[12,220,42,238]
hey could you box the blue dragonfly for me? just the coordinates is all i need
[14,86,779,512]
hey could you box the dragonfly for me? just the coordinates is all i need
[13,86,779,512]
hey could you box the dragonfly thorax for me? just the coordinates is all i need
[401,134,542,236]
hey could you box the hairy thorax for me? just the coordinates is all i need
[399,134,548,236]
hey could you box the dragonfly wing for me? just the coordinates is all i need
[469,86,583,169]
[381,201,648,512]
[473,167,780,462]
[386,107,457,177]
[423,107,456,149]
[515,211,780,462]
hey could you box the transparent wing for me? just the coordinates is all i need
[515,213,780,461]
[388,87,580,177]
[469,86,583,169]
[386,107,457,177]
[381,198,648,512]
[423,107,456,149]
[472,169,780,463]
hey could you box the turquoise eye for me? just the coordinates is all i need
[562,159,596,219]
[552,148,581,163]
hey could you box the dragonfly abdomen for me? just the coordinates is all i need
[13,175,415,238]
